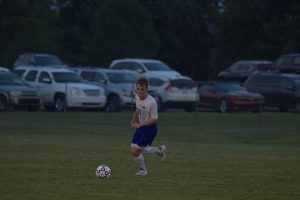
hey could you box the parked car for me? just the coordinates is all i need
[144,74,198,112]
[13,53,68,68]
[217,60,276,82]
[274,53,300,73]
[72,67,137,112]
[110,58,181,78]
[198,82,264,113]
[0,71,42,111]
[0,66,9,72]
[12,66,106,111]
[244,72,300,112]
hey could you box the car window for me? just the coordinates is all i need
[292,57,300,65]
[106,73,135,84]
[256,63,276,70]
[280,78,294,91]
[81,71,96,81]
[143,62,171,71]
[148,78,166,86]
[0,74,26,86]
[25,70,38,82]
[237,64,251,71]
[199,84,213,92]
[35,55,63,66]
[52,72,82,83]
[38,72,51,82]
[215,83,243,92]
[12,69,26,77]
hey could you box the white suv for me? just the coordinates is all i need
[13,66,106,111]
[72,67,137,112]
[110,58,181,78]
[145,74,198,112]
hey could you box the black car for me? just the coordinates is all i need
[244,72,300,112]
[275,53,300,73]
[217,60,276,82]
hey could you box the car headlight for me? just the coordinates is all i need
[122,89,133,97]
[69,88,80,96]
[9,90,22,97]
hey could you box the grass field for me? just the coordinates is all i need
[0,112,299,200]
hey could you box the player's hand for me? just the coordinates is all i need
[131,123,141,129]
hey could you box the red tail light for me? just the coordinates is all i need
[165,81,172,91]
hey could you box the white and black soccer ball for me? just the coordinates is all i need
[95,165,112,179]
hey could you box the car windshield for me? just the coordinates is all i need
[107,73,136,84]
[143,62,172,71]
[215,83,243,92]
[52,72,82,83]
[0,74,26,86]
[35,55,64,66]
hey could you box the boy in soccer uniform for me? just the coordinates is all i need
[130,77,166,176]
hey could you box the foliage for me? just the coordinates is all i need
[140,0,219,80]
[83,0,160,66]
[211,0,300,73]
[0,0,61,68]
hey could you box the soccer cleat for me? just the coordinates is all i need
[135,170,148,176]
[159,145,167,160]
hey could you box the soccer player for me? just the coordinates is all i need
[130,77,166,176]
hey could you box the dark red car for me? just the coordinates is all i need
[198,82,264,113]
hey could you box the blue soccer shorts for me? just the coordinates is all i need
[131,124,157,149]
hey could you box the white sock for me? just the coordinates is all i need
[142,146,160,154]
[134,154,147,171]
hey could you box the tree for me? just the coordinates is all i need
[83,0,160,66]
[0,0,60,68]
[140,0,219,80]
[211,0,300,73]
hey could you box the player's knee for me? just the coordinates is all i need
[130,147,140,157]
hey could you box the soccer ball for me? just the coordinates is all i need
[95,165,112,179]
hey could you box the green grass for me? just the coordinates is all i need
[0,112,299,200]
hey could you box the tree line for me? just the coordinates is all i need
[0,0,300,80]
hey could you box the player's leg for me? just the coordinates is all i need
[142,145,167,160]
[130,128,148,175]
[140,125,167,159]
[130,145,148,176]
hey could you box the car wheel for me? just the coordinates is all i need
[296,100,300,113]
[219,99,229,113]
[0,95,8,112]
[107,95,121,112]
[54,95,66,112]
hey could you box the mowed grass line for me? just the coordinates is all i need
[0,112,299,200]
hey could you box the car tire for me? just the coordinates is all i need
[54,94,66,112]
[219,99,230,113]
[0,95,8,112]
[157,97,165,112]
[107,95,121,112]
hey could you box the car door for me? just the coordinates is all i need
[199,84,216,108]
[37,71,55,104]
[278,78,295,109]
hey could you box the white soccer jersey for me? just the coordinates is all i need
[136,94,158,124]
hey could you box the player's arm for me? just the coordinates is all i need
[130,109,139,127]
